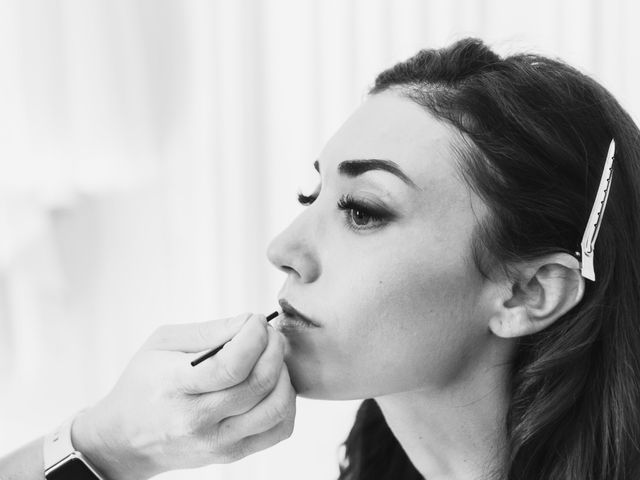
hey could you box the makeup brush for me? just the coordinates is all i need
[190,310,280,367]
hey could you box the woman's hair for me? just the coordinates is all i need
[337,38,640,480]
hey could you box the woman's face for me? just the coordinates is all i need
[267,90,494,400]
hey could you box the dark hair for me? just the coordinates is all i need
[337,38,640,480]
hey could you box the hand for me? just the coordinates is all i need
[72,313,296,480]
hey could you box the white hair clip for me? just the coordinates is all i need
[578,139,615,281]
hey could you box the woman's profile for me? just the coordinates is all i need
[266,37,640,479]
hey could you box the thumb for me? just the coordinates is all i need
[143,313,252,353]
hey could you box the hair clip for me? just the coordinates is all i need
[577,139,615,281]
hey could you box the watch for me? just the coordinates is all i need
[43,413,107,480]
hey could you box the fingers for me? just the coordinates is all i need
[177,314,270,393]
[194,325,286,418]
[229,416,295,462]
[144,313,252,353]
[215,365,296,446]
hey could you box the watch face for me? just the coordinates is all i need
[46,456,100,480]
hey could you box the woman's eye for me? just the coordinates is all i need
[337,194,390,231]
[348,208,378,227]
[297,190,392,232]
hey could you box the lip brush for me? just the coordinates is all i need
[190,310,280,367]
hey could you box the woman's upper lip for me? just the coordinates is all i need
[278,298,321,327]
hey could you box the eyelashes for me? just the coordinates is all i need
[296,188,391,231]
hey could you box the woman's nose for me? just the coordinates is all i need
[266,213,321,283]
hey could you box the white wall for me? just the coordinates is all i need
[1,1,638,479]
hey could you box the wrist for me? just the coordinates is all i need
[71,405,152,480]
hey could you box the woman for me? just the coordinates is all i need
[266,38,640,479]
[2,37,639,480]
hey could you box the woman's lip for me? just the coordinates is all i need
[275,312,320,331]
[277,299,321,327]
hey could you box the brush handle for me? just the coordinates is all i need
[190,311,279,367]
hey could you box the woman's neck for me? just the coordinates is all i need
[375,360,511,480]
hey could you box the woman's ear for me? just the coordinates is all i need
[488,253,585,338]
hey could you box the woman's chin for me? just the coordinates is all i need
[283,342,371,400]
[285,361,370,400]
[285,358,322,398]
[285,358,337,399]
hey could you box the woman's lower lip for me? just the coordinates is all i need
[275,313,319,331]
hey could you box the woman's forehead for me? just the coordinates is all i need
[318,91,466,196]
[319,91,490,234]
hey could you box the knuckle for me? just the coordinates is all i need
[214,449,240,464]
[220,453,239,464]
[221,442,247,463]
[248,365,278,397]
[204,430,222,457]
[183,416,201,438]
[184,406,215,439]
[279,420,294,440]
[268,397,290,421]
[219,358,246,385]
[205,423,246,462]
[206,419,228,450]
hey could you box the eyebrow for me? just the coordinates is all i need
[313,159,418,189]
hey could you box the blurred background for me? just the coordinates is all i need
[0,0,638,478]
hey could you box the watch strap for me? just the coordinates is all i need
[43,412,106,479]
[43,413,76,470]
